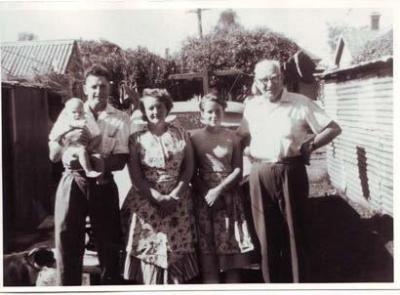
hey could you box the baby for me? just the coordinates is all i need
[49,97,103,178]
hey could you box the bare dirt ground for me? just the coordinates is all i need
[278,151,393,283]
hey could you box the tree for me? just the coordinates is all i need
[214,9,244,35]
[33,39,173,109]
[326,23,356,53]
[33,71,77,99]
[174,9,300,100]
[175,28,299,101]
[77,40,175,110]
[326,22,390,64]
[78,39,174,91]
[178,27,299,74]
[353,29,393,64]
[79,39,127,84]
[18,32,38,41]
[124,46,174,92]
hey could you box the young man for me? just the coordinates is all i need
[238,59,341,283]
[49,65,130,285]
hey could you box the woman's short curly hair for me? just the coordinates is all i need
[139,88,173,120]
[198,93,227,112]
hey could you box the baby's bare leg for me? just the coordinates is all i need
[75,146,93,172]
[75,146,102,178]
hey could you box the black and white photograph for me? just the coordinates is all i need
[0,0,396,293]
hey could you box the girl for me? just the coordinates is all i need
[191,93,255,283]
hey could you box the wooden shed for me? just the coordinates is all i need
[2,82,63,242]
[321,56,393,216]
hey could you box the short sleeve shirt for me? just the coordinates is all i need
[84,103,130,155]
[242,89,332,162]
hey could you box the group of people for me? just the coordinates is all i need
[48,59,341,286]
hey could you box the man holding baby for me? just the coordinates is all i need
[49,64,130,285]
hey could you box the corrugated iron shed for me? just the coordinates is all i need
[322,56,393,79]
[1,39,81,79]
[322,56,393,216]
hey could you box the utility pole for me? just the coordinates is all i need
[188,8,209,39]
[187,8,211,95]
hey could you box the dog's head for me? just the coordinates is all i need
[3,247,56,286]
[26,247,55,269]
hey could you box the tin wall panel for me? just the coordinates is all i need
[323,75,393,216]
[1,40,76,79]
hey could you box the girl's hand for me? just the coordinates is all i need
[204,187,222,207]
[169,191,180,201]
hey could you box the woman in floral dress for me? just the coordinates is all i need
[120,89,198,284]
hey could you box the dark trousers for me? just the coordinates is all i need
[248,159,309,283]
[55,171,122,285]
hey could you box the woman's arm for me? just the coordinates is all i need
[189,134,208,196]
[127,136,165,205]
[236,117,251,151]
[168,132,195,200]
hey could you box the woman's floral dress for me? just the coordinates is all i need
[121,124,198,284]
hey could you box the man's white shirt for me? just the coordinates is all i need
[239,89,332,162]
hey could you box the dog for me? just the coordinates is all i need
[3,247,56,286]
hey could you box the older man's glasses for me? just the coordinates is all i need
[256,74,281,84]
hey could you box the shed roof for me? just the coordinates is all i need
[321,56,392,80]
[1,39,81,79]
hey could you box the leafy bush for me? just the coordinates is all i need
[353,29,393,64]
[177,28,299,74]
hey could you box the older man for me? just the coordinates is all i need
[49,65,130,285]
[238,59,341,282]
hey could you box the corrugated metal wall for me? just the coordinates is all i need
[2,83,52,231]
[323,75,393,215]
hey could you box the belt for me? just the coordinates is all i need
[63,169,114,182]
[249,155,305,165]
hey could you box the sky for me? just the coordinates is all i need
[0,2,394,64]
